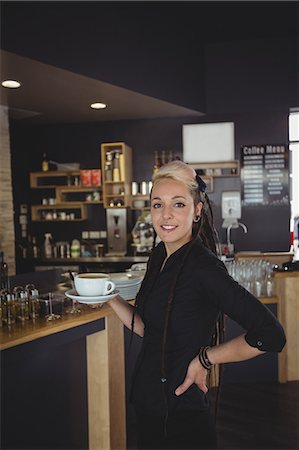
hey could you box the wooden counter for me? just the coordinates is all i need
[0,303,114,350]
[1,302,128,450]
[234,253,299,382]
[274,271,299,383]
[235,251,293,266]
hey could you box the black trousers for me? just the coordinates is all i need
[135,409,217,450]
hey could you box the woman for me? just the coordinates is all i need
[108,160,286,449]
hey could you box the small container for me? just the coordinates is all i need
[141,181,148,196]
[91,169,101,186]
[94,244,104,257]
[80,170,92,186]
[71,239,80,258]
[131,182,139,196]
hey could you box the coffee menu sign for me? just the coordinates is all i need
[241,144,289,206]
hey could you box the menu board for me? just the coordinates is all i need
[241,144,289,206]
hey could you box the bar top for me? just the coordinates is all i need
[0,303,115,351]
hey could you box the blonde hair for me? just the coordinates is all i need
[152,160,201,205]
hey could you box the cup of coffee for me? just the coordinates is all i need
[74,273,115,296]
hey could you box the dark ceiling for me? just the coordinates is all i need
[1,1,298,123]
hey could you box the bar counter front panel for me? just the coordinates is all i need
[1,296,127,450]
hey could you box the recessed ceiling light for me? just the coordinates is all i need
[1,80,21,89]
[90,102,107,110]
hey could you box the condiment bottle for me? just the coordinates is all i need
[15,290,30,322]
[71,239,80,258]
[2,292,16,326]
[0,255,9,291]
[42,153,49,172]
[44,233,53,258]
[26,285,40,320]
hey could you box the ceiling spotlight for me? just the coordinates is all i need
[90,102,107,110]
[1,80,21,89]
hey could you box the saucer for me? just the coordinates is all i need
[65,289,119,304]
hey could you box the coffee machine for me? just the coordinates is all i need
[106,208,127,256]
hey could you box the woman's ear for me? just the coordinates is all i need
[196,202,203,217]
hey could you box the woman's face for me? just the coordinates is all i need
[151,178,202,256]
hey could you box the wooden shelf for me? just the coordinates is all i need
[101,142,132,208]
[56,186,102,204]
[190,160,240,177]
[30,171,81,188]
[29,171,102,221]
[31,204,87,221]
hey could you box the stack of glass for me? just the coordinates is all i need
[224,259,275,297]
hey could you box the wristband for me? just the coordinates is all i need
[198,346,213,370]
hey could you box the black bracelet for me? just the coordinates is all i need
[198,346,213,370]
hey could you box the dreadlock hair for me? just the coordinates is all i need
[131,160,225,417]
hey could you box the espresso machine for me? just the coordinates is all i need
[106,208,127,256]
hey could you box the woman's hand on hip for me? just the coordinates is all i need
[175,356,208,396]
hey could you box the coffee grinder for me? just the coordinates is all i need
[106,208,127,256]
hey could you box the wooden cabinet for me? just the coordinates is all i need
[101,142,132,208]
[29,171,102,222]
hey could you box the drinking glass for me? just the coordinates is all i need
[66,297,81,314]
[45,292,61,321]
[66,272,81,315]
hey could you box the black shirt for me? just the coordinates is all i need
[131,238,286,416]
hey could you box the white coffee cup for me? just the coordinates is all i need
[74,273,115,297]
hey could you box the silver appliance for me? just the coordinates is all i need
[106,208,127,256]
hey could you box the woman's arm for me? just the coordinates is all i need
[175,334,264,396]
[107,295,145,337]
[207,333,264,364]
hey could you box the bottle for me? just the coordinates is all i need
[15,289,30,322]
[26,285,40,320]
[0,254,9,291]
[113,151,121,182]
[42,153,49,172]
[105,152,113,182]
[2,293,16,326]
[161,150,167,166]
[44,233,53,258]
[153,151,160,176]
[32,236,39,258]
[119,153,125,181]
[105,162,112,181]
[71,239,80,258]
